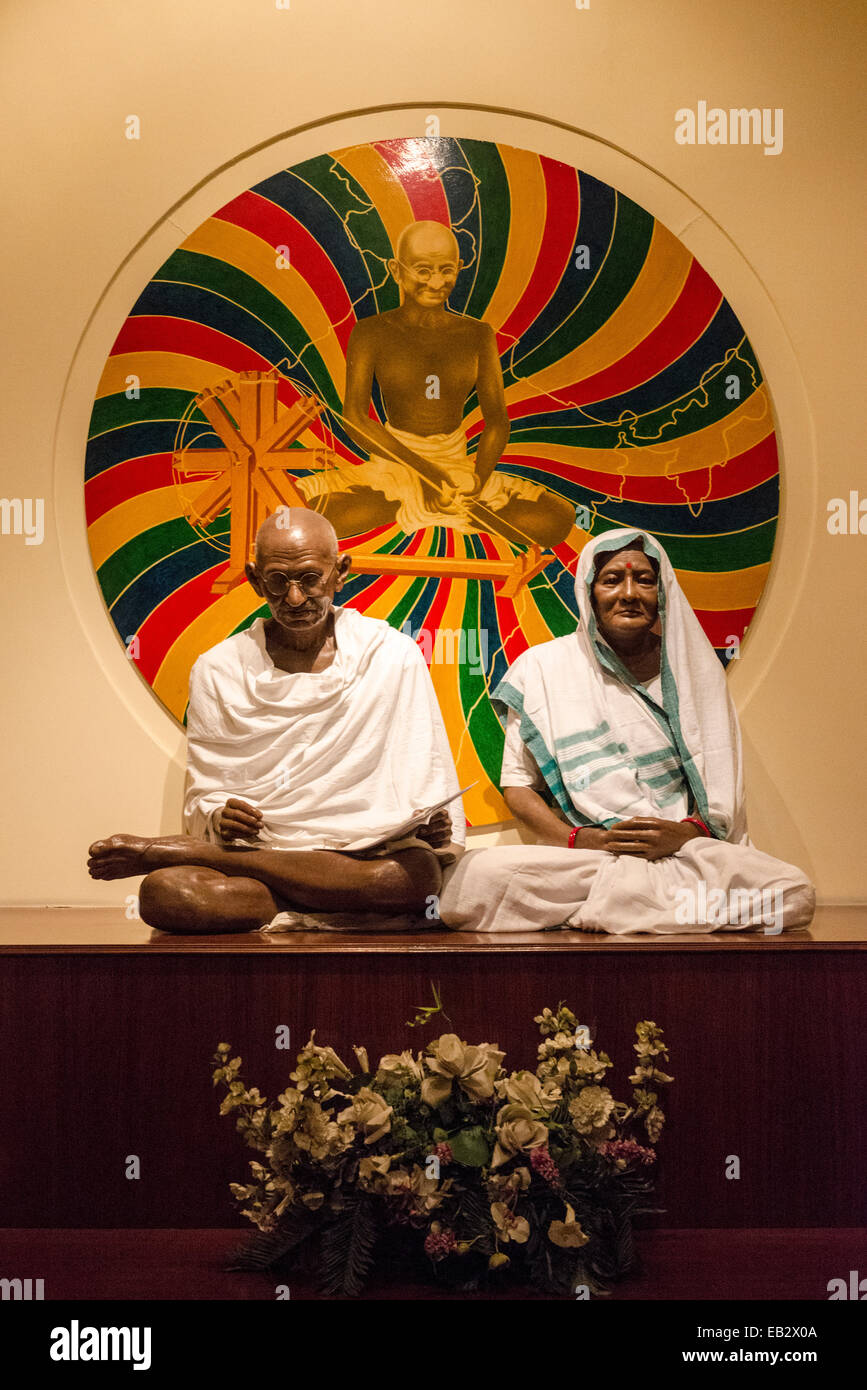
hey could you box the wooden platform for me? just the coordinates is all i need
[1,903,865,951]
[1,905,865,1232]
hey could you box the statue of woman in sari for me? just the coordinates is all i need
[438,528,815,934]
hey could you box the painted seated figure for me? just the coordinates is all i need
[298,218,574,548]
[438,527,815,935]
[88,510,465,934]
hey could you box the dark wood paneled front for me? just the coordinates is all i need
[2,916,864,1229]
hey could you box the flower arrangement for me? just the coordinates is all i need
[212,1003,673,1297]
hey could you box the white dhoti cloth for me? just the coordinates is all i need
[438,839,815,934]
[183,605,465,931]
[438,525,816,935]
[297,423,545,533]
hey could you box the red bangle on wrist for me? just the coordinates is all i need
[568,827,581,848]
[681,816,712,837]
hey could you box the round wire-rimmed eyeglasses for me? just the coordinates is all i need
[256,561,338,600]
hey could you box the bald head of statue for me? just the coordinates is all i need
[388,221,462,308]
[245,508,351,650]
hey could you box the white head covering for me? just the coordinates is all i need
[573,528,747,841]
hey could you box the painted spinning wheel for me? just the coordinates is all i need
[85,136,780,827]
[171,371,329,592]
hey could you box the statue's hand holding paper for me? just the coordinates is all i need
[414,808,453,849]
[435,466,482,520]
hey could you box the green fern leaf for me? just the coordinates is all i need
[225,1219,313,1273]
[320,1197,379,1298]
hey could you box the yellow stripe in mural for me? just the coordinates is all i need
[96,352,233,402]
[355,528,439,621]
[153,585,263,722]
[514,577,556,647]
[482,148,549,333]
[676,563,770,611]
[88,487,183,570]
[95,350,331,461]
[430,577,507,826]
[362,575,416,622]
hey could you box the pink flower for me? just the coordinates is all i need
[424,1225,458,1261]
[530,1144,561,1186]
[433,1142,453,1166]
[599,1139,656,1166]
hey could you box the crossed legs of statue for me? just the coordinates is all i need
[87,834,442,935]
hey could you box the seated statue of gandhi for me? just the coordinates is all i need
[297,219,574,548]
[87,510,465,934]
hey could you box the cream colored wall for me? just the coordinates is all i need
[0,0,864,905]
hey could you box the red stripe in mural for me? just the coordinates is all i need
[86,454,175,524]
[346,574,393,614]
[704,432,779,498]
[339,523,394,552]
[551,538,581,575]
[476,533,499,561]
[570,259,722,405]
[134,565,228,685]
[216,191,357,353]
[400,528,455,638]
[472,529,528,658]
[481,552,522,663]
[85,412,360,527]
[111,316,272,368]
[348,530,430,616]
[417,565,452,640]
[503,431,778,508]
[497,159,579,350]
[374,141,452,225]
[694,607,754,648]
[108,325,352,478]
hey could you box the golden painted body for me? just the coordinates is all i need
[305,221,573,546]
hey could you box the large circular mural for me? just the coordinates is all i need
[85,137,779,827]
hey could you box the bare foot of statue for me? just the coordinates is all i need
[87,832,443,933]
[87,834,207,880]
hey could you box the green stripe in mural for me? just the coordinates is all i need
[155,252,340,410]
[571,193,656,347]
[588,518,777,572]
[89,389,201,439]
[384,577,428,631]
[458,140,510,322]
[98,516,229,608]
[509,375,767,448]
[529,572,579,635]
[290,157,399,316]
[459,581,505,787]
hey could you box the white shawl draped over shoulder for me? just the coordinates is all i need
[493,527,748,842]
[183,605,465,851]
